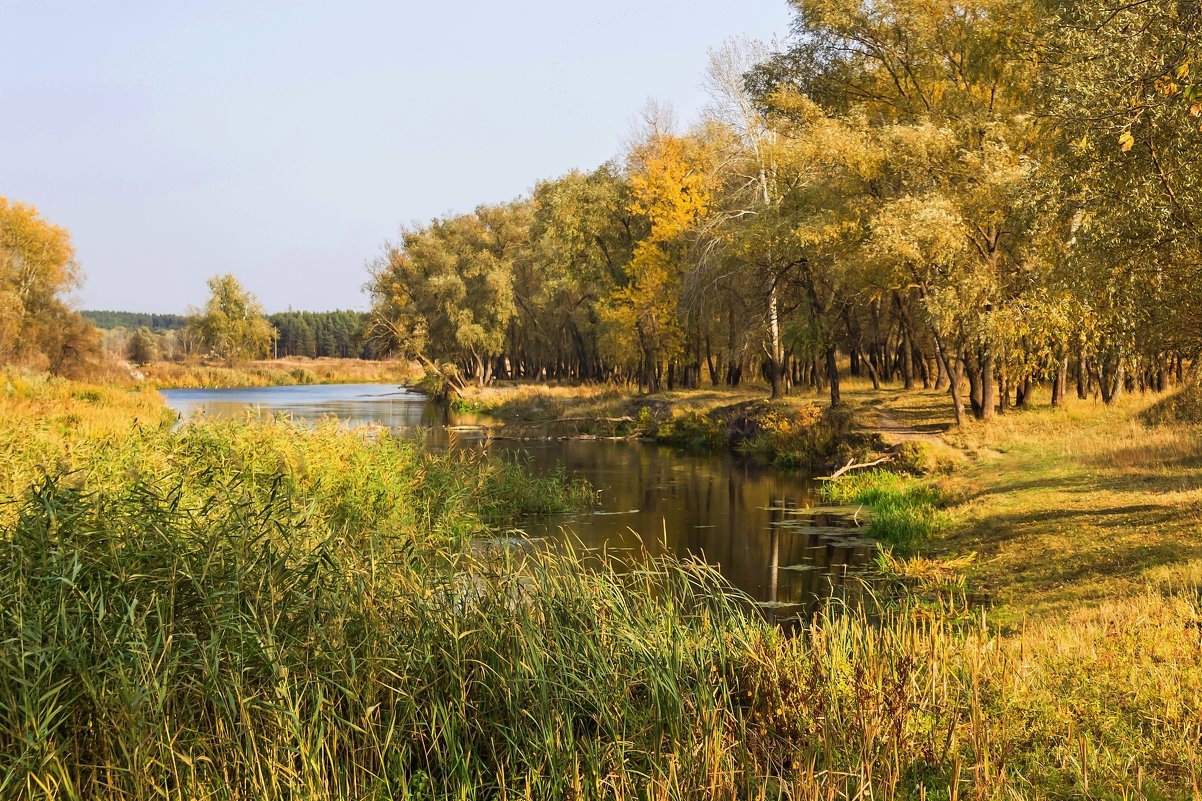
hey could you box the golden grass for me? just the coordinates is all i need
[139,357,420,389]
[837,385,1202,628]
[1,370,1201,798]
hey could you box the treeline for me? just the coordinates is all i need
[269,310,374,359]
[368,0,1201,422]
[93,305,376,365]
[83,311,187,331]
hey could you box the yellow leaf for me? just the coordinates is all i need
[1177,60,1191,81]
[1118,131,1135,152]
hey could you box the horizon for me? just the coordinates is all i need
[2,1,793,316]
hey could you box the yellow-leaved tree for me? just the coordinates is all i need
[0,196,100,375]
[603,120,719,391]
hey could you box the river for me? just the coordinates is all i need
[161,383,875,621]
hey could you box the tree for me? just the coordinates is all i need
[605,117,720,391]
[0,196,100,375]
[749,0,1043,419]
[128,326,159,365]
[187,274,275,363]
[369,204,527,387]
[1037,0,1202,397]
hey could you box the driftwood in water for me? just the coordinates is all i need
[819,455,894,481]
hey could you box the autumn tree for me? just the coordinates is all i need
[128,326,159,365]
[187,274,275,364]
[702,39,815,399]
[369,203,527,388]
[0,197,100,375]
[1038,0,1202,399]
[750,0,1043,419]
[527,165,643,381]
[605,110,720,391]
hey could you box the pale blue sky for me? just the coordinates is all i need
[1,1,792,313]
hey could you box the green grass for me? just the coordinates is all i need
[3,372,1202,799]
[820,469,948,549]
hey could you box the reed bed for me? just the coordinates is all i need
[4,478,1199,800]
[2,373,1201,799]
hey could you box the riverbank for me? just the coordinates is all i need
[452,381,911,472]
[1,371,1200,798]
[137,356,420,389]
[453,379,1202,796]
[458,378,1202,620]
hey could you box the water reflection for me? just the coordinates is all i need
[161,384,875,622]
[161,384,436,429]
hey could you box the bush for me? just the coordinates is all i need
[655,410,726,450]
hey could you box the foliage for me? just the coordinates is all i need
[653,409,727,450]
[369,204,527,388]
[0,197,101,376]
[127,325,158,365]
[186,274,276,363]
[268,309,373,359]
[82,310,187,331]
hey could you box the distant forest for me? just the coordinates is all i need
[84,308,373,360]
[268,310,373,359]
[83,311,187,331]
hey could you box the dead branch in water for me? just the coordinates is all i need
[819,455,894,481]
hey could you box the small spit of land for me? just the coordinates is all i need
[134,356,419,389]
[1,370,1200,799]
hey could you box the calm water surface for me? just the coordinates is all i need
[161,383,874,620]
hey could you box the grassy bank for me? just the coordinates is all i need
[453,383,886,469]
[139,357,420,389]
[2,372,1201,798]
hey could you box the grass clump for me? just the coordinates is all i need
[821,469,947,549]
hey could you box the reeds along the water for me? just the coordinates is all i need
[1,375,1200,800]
[6,453,1199,800]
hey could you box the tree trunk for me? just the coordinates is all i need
[980,346,997,421]
[1076,347,1089,400]
[965,354,983,420]
[705,337,720,386]
[767,275,784,399]
[934,333,964,427]
[826,346,841,408]
[864,356,881,390]
[1051,358,1068,408]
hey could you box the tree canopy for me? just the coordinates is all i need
[0,197,100,375]
[187,275,276,364]
[365,0,1201,419]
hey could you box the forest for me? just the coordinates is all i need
[368,0,1200,425]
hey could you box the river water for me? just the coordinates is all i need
[161,383,875,621]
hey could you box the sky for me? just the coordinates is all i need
[1,1,793,314]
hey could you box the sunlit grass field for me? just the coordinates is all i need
[1,370,1200,799]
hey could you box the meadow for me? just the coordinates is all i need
[1,371,1200,799]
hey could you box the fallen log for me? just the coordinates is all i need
[818,455,894,481]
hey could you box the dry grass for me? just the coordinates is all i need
[139,357,420,389]
[2,371,1201,798]
[839,385,1202,627]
